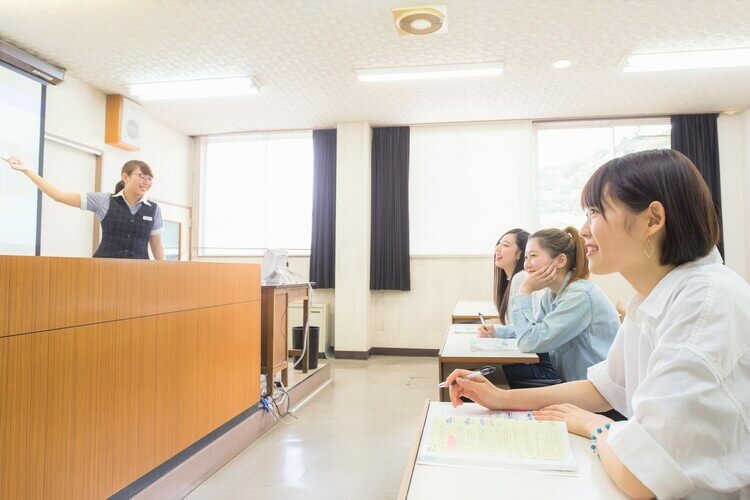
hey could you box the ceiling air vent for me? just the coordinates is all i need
[392,6,448,36]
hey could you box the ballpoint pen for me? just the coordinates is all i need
[437,365,496,388]
[478,312,487,327]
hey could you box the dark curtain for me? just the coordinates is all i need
[309,129,337,288]
[370,127,411,291]
[671,114,724,258]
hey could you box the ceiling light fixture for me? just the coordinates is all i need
[127,77,259,101]
[622,47,750,72]
[552,60,571,69]
[356,62,503,82]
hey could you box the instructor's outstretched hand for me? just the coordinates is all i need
[2,156,28,171]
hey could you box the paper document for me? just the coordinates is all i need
[470,337,515,351]
[451,324,480,334]
[417,403,577,473]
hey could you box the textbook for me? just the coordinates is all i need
[417,403,577,474]
[469,337,516,351]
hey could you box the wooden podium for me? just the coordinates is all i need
[0,256,261,500]
[261,283,310,397]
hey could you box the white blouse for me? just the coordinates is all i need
[588,248,750,499]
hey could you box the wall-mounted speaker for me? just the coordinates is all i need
[105,94,142,151]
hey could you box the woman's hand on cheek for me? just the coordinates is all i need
[520,263,558,293]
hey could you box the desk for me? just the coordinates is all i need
[438,326,539,401]
[398,402,627,500]
[261,283,310,397]
[451,300,500,323]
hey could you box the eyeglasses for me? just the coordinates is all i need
[135,173,154,183]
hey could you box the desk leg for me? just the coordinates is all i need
[302,296,310,373]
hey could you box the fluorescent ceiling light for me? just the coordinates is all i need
[355,62,503,82]
[622,47,750,72]
[128,77,259,100]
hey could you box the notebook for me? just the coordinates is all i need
[470,337,516,351]
[417,403,577,474]
[451,324,480,334]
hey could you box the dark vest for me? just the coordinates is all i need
[93,195,156,259]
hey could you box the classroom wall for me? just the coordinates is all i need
[194,121,639,352]
[41,74,193,257]
[194,113,749,352]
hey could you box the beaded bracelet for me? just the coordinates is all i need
[589,422,611,456]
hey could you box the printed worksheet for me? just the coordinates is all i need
[418,403,577,473]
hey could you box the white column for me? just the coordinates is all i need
[334,122,372,353]
[717,114,748,280]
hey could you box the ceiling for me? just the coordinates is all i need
[1,0,749,136]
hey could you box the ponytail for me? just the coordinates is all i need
[530,226,590,284]
[114,180,125,194]
[564,226,589,281]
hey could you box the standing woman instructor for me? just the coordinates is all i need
[3,156,164,260]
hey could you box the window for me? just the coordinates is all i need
[409,122,537,255]
[0,62,45,255]
[199,131,313,256]
[536,119,671,229]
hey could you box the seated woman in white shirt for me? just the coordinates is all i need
[444,149,750,499]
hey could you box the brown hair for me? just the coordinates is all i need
[114,160,153,194]
[530,226,589,283]
[581,149,719,266]
[493,229,529,324]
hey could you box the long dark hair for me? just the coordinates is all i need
[114,160,153,194]
[581,149,719,266]
[493,228,529,324]
[531,226,589,284]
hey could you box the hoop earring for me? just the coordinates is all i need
[644,237,655,259]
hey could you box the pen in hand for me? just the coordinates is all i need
[437,365,496,388]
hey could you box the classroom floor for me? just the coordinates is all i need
[185,356,436,500]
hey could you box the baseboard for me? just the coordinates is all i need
[334,347,439,359]
[369,347,439,357]
[334,349,371,360]
[117,364,331,500]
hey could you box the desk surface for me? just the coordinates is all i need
[400,402,627,500]
[439,327,539,364]
[451,300,500,322]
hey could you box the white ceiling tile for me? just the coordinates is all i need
[1,0,749,135]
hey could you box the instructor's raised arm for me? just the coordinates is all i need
[3,156,81,208]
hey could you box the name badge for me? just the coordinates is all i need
[143,215,153,221]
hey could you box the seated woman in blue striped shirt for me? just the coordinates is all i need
[478,227,620,383]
